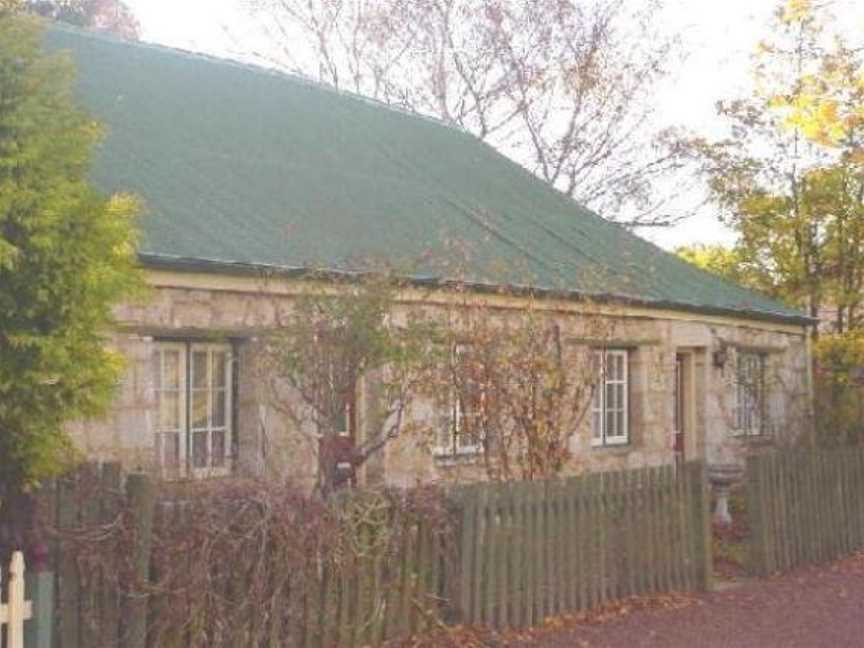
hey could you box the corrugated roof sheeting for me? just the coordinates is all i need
[44,25,809,325]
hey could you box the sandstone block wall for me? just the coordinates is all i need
[65,278,811,489]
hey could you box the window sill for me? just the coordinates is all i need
[159,461,234,482]
[433,450,484,466]
[591,440,631,450]
[190,467,233,479]
[730,433,774,447]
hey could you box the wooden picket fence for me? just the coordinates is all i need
[36,461,710,647]
[452,462,712,629]
[275,505,448,647]
[746,446,864,576]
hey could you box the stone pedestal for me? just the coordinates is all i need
[713,483,733,526]
[707,463,744,527]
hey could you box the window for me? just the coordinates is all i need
[326,361,356,438]
[153,343,186,471]
[434,345,485,457]
[591,350,629,447]
[334,398,355,438]
[152,341,235,478]
[735,351,766,436]
[327,384,356,440]
[435,392,485,457]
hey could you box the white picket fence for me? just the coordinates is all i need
[0,552,33,648]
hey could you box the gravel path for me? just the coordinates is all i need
[520,553,864,647]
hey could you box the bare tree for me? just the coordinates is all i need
[429,296,618,481]
[243,0,686,226]
[259,272,438,496]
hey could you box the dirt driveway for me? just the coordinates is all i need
[516,553,864,648]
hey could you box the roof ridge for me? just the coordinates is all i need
[45,20,468,136]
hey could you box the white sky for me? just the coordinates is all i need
[123,0,864,250]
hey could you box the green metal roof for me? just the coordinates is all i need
[44,25,809,326]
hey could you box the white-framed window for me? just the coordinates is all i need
[591,349,629,447]
[434,345,485,457]
[734,351,766,436]
[152,341,235,478]
[153,343,187,472]
[434,392,485,457]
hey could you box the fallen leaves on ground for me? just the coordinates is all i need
[396,551,864,647]
[394,591,697,647]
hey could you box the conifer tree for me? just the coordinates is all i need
[0,14,140,494]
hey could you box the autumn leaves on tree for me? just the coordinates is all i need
[258,272,618,494]
[678,0,864,334]
[672,0,864,444]
[25,0,140,39]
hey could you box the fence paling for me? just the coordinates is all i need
[57,474,80,648]
[79,464,100,648]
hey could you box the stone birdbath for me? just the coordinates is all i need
[707,463,745,526]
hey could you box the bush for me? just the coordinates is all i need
[814,332,864,445]
[52,475,455,647]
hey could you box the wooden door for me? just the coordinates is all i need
[673,354,686,458]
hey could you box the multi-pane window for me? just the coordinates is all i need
[190,345,231,474]
[591,350,629,446]
[735,351,766,436]
[435,346,484,457]
[152,341,234,478]
[153,343,186,471]
[435,392,485,456]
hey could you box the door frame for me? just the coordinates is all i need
[674,350,696,462]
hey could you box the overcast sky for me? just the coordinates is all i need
[122,0,864,250]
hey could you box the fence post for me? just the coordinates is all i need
[687,462,713,591]
[122,473,156,648]
[24,569,54,648]
[452,485,474,625]
[746,455,768,577]
[57,473,82,647]
[1,552,34,648]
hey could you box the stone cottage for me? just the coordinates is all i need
[47,26,814,489]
